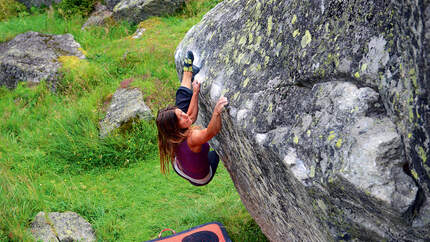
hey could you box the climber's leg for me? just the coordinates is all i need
[181,71,193,89]
[208,151,220,177]
[181,50,200,84]
[176,51,201,113]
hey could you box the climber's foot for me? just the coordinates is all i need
[183,50,194,72]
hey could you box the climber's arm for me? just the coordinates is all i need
[187,81,200,124]
[188,97,228,149]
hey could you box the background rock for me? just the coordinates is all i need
[30,211,96,242]
[131,27,146,39]
[0,31,85,90]
[81,3,113,30]
[100,87,153,137]
[175,0,430,241]
[113,0,185,24]
[16,0,61,8]
[104,0,122,11]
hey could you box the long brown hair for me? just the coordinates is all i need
[156,106,188,174]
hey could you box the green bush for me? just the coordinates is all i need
[56,0,98,18]
[0,0,27,21]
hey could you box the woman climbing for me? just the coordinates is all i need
[156,51,228,186]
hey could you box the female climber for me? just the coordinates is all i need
[156,51,228,186]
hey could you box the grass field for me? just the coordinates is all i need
[0,1,268,241]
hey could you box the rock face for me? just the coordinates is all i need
[30,211,96,242]
[16,0,61,8]
[82,3,113,30]
[175,0,430,241]
[113,0,185,24]
[0,31,85,90]
[100,87,153,137]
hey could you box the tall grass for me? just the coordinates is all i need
[0,0,26,21]
[0,1,268,241]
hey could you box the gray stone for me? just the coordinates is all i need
[131,28,146,39]
[100,87,152,137]
[16,0,61,8]
[0,31,85,90]
[113,0,185,24]
[104,0,122,11]
[81,3,113,30]
[30,211,96,242]
[175,0,430,241]
[413,198,430,228]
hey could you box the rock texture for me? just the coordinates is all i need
[131,27,146,39]
[175,0,430,241]
[30,211,96,242]
[16,0,61,8]
[81,3,113,30]
[100,87,152,137]
[0,31,85,90]
[104,0,122,11]
[112,0,185,24]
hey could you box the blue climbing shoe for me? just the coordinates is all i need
[183,51,194,72]
[183,50,201,82]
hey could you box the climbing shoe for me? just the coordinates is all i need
[192,65,200,80]
[183,50,201,82]
[183,50,194,73]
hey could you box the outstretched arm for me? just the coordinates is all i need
[187,81,200,123]
[188,97,228,150]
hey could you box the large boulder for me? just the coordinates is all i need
[112,0,185,24]
[30,211,96,242]
[175,0,430,241]
[16,0,61,8]
[0,31,85,90]
[99,87,153,137]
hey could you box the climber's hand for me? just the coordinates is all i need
[214,97,228,115]
[192,80,201,93]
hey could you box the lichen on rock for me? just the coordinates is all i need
[113,0,186,24]
[99,87,153,137]
[175,0,430,241]
[0,31,85,90]
[30,211,96,242]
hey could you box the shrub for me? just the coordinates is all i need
[56,0,98,18]
[0,0,27,21]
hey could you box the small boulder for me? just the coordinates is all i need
[0,31,85,90]
[131,28,146,39]
[113,0,185,24]
[81,3,113,30]
[30,211,96,242]
[100,87,153,137]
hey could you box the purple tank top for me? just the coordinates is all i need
[175,139,210,179]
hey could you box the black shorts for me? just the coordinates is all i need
[175,86,193,113]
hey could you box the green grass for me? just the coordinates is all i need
[0,1,268,241]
